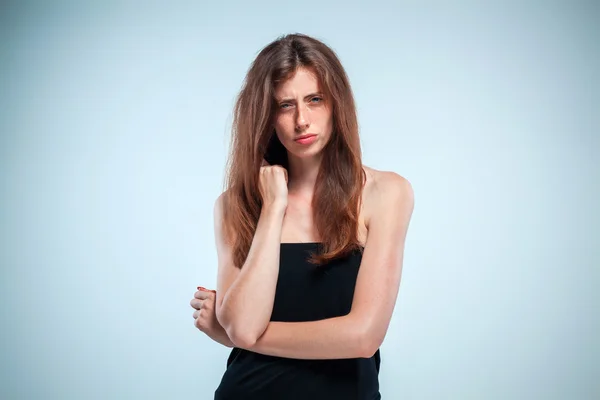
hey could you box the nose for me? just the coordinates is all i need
[295,104,310,132]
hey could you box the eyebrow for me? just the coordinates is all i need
[275,92,324,103]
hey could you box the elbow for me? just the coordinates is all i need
[357,324,384,359]
[358,335,376,358]
[360,340,380,358]
[229,331,258,349]
[216,309,259,349]
[224,323,259,349]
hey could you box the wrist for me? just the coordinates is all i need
[262,201,287,216]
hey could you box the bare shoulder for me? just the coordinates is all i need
[214,190,229,216]
[361,165,414,227]
[213,191,227,232]
[213,189,235,247]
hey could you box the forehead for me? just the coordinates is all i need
[274,67,322,98]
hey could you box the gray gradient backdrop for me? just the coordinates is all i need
[1,1,598,399]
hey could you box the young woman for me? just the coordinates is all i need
[190,33,414,399]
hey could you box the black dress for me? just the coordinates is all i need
[214,243,381,400]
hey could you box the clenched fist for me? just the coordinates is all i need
[191,287,234,348]
[259,160,288,210]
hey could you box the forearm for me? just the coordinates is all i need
[218,204,285,346]
[246,314,370,360]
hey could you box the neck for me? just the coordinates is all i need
[286,152,322,197]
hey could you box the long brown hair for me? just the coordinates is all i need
[221,33,365,267]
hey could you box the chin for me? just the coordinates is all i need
[288,145,325,160]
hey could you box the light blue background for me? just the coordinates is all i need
[1,1,598,399]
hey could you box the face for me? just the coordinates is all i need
[272,67,333,161]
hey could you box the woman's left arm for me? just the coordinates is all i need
[247,173,414,360]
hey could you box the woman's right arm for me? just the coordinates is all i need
[213,191,287,349]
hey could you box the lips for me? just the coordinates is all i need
[294,134,318,145]
[294,134,317,141]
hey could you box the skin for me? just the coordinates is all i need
[190,66,414,358]
[273,67,333,198]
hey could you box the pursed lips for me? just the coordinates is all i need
[294,134,317,141]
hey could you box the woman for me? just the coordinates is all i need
[190,33,414,399]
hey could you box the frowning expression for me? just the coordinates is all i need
[273,67,333,159]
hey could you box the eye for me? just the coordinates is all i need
[311,97,323,103]
[280,103,292,109]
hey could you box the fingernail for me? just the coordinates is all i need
[197,286,207,291]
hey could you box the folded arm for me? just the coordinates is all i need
[246,174,414,359]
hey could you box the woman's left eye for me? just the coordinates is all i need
[311,97,322,103]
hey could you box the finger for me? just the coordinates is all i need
[193,309,200,319]
[190,299,203,310]
[194,290,214,300]
[194,316,204,330]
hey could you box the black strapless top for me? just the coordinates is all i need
[214,243,381,400]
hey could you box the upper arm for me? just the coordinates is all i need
[350,173,414,355]
[213,192,241,324]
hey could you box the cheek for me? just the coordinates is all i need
[274,129,284,144]
[273,115,293,137]
[273,122,285,139]
[321,111,334,134]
